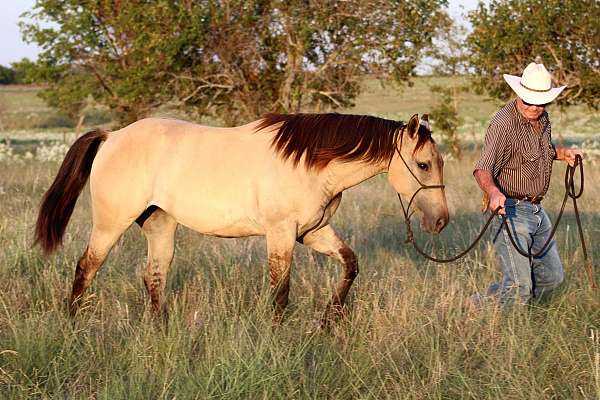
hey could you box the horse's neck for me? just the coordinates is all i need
[323,160,387,195]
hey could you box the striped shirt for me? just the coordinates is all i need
[474,100,556,199]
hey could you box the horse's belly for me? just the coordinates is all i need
[170,209,263,237]
[156,189,263,237]
[179,216,263,237]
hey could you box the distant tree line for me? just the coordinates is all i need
[0,59,36,85]
[0,65,18,84]
[17,0,599,128]
[20,0,449,125]
[467,0,599,109]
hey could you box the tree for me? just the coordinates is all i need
[0,59,40,85]
[429,84,467,159]
[10,58,38,84]
[425,19,469,76]
[0,65,16,84]
[466,0,600,108]
[425,19,470,159]
[21,0,449,125]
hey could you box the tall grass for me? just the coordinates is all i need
[2,79,600,398]
[1,150,600,399]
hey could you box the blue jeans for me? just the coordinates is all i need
[485,198,564,305]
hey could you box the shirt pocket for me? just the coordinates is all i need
[520,149,542,180]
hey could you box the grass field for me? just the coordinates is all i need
[1,79,600,398]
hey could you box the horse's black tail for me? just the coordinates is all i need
[34,130,107,254]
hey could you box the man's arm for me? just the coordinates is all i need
[474,120,509,215]
[554,145,584,166]
[474,169,506,215]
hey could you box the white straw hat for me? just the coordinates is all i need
[503,62,566,105]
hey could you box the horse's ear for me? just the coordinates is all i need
[420,113,430,131]
[406,114,419,138]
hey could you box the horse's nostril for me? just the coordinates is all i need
[436,217,447,231]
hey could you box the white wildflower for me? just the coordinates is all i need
[35,142,70,162]
[0,143,17,162]
[578,139,600,163]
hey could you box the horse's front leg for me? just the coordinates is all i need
[266,224,297,321]
[300,224,358,328]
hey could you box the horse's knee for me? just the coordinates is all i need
[340,247,358,279]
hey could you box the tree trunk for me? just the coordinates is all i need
[75,114,85,139]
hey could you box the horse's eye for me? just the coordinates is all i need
[417,162,429,171]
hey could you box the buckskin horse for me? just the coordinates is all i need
[35,112,448,324]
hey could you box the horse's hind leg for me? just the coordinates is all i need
[70,226,125,315]
[139,207,177,314]
[300,224,358,328]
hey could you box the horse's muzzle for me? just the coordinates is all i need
[421,212,448,234]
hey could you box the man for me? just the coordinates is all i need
[473,62,583,306]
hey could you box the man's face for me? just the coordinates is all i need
[516,97,548,121]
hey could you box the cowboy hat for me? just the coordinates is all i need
[503,62,566,105]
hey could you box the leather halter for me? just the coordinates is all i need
[390,124,445,225]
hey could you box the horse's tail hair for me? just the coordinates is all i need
[35,129,108,254]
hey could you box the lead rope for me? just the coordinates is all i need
[398,149,595,288]
[394,125,494,263]
[499,154,595,288]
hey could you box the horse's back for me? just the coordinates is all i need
[90,117,288,236]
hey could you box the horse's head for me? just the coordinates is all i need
[388,114,449,234]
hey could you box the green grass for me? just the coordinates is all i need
[0,85,112,133]
[1,81,600,398]
[1,151,600,398]
[349,76,503,122]
[0,85,70,132]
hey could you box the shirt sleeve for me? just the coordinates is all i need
[548,122,558,160]
[474,121,510,177]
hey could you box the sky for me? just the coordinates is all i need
[0,0,484,66]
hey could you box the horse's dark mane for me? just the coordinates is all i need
[255,112,433,170]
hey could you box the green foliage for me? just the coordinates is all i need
[21,0,449,125]
[0,59,38,85]
[0,65,17,84]
[10,58,38,84]
[467,0,600,108]
[429,83,467,159]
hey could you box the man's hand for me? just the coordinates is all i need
[474,169,506,215]
[563,148,584,166]
[489,189,506,215]
[556,146,585,166]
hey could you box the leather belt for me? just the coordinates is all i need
[513,195,543,204]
